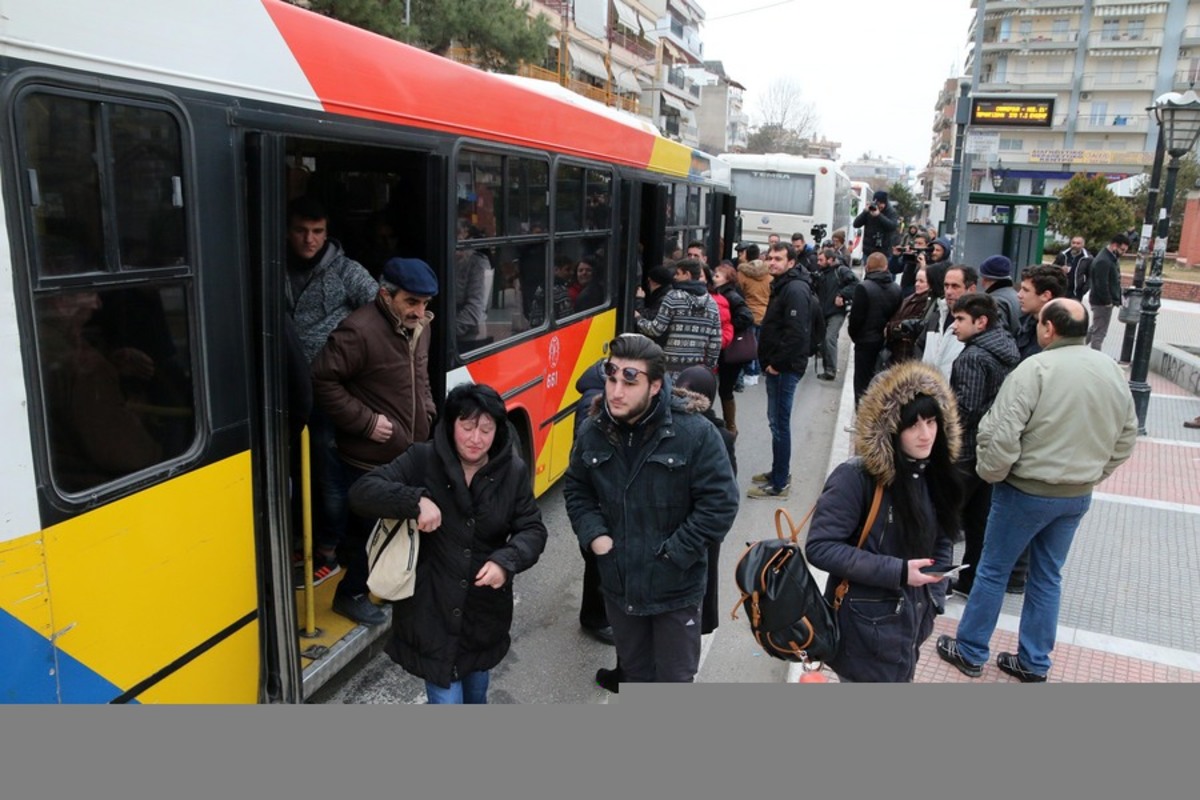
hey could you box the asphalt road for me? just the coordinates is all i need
[313,349,848,703]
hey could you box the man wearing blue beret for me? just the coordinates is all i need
[312,256,439,625]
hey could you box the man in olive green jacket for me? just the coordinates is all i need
[937,299,1137,683]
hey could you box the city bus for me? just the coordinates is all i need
[0,0,735,703]
[720,153,852,250]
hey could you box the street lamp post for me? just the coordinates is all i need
[1129,90,1200,434]
[1118,126,1166,365]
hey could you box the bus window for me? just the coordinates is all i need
[16,89,199,497]
[457,150,501,238]
[555,164,584,231]
[585,170,611,231]
[552,164,612,321]
[456,149,553,354]
[34,284,196,494]
[507,158,549,234]
[111,105,187,268]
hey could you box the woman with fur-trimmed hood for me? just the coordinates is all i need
[806,361,964,682]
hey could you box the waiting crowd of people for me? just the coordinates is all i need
[285,189,1140,698]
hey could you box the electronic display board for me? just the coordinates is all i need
[970,98,1055,127]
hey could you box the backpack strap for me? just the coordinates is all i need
[774,505,816,543]
[831,482,884,610]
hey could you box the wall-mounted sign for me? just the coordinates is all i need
[970,98,1055,127]
[1028,149,1153,166]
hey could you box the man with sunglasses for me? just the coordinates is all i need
[565,334,739,686]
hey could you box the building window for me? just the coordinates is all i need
[999,138,1024,151]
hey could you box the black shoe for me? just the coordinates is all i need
[595,666,623,693]
[1005,581,1026,595]
[582,625,615,645]
[997,652,1047,683]
[817,372,835,381]
[332,592,387,626]
[936,635,983,678]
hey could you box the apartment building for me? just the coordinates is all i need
[963,0,1199,200]
[694,60,749,154]
[523,0,709,147]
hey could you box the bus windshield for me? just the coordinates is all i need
[730,170,815,216]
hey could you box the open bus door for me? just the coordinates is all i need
[245,128,444,701]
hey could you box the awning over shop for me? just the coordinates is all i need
[612,66,643,94]
[660,93,686,114]
[613,0,640,33]
[1095,3,1168,16]
[1091,47,1158,57]
[568,43,609,81]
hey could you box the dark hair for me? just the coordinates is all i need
[714,263,738,285]
[675,257,703,279]
[945,264,978,289]
[1020,264,1068,298]
[743,244,760,260]
[952,292,999,329]
[608,333,666,382]
[819,247,839,264]
[890,393,963,556]
[791,232,805,242]
[647,264,673,286]
[287,196,327,223]
[702,264,715,290]
[554,254,576,270]
[442,383,509,456]
[769,242,796,263]
[1041,299,1089,338]
[1111,233,1131,247]
[687,239,705,252]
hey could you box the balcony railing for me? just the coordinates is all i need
[512,62,641,115]
[1082,72,1158,91]
[981,71,1073,90]
[608,26,656,61]
[1088,29,1164,49]
[1076,116,1149,133]
[1184,25,1200,45]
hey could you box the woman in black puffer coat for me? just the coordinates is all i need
[349,383,547,703]
[806,361,964,682]
[711,262,754,436]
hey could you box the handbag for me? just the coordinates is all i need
[365,517,420,601]
[722,328,758,365]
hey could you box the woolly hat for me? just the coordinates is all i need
[873,190,889,203]
[978,254,1013,280]
[674,364,717,404]
[382,257,439,296]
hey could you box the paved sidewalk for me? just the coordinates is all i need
[794,299,1200,684]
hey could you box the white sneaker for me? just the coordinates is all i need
[743,374,759,386]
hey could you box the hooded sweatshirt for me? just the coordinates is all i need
[635,279,722,374]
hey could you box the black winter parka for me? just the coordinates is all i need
[349,417,547,689]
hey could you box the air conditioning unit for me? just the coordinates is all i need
[1081,92,1090,100]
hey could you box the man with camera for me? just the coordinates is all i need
[889,234,928,298]
[852,190,900,261]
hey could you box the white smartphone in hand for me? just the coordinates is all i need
[920,563,969,580]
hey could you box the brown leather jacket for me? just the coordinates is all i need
[311,294,436,469]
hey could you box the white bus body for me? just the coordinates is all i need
[721,153,853,250]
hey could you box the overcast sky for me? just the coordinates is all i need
[697,0,977,168]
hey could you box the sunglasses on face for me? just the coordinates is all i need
[603,361,648,384]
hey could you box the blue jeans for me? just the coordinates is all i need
[954,482,1092,674]
[764,368,803,489]
[425,671,490,704]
